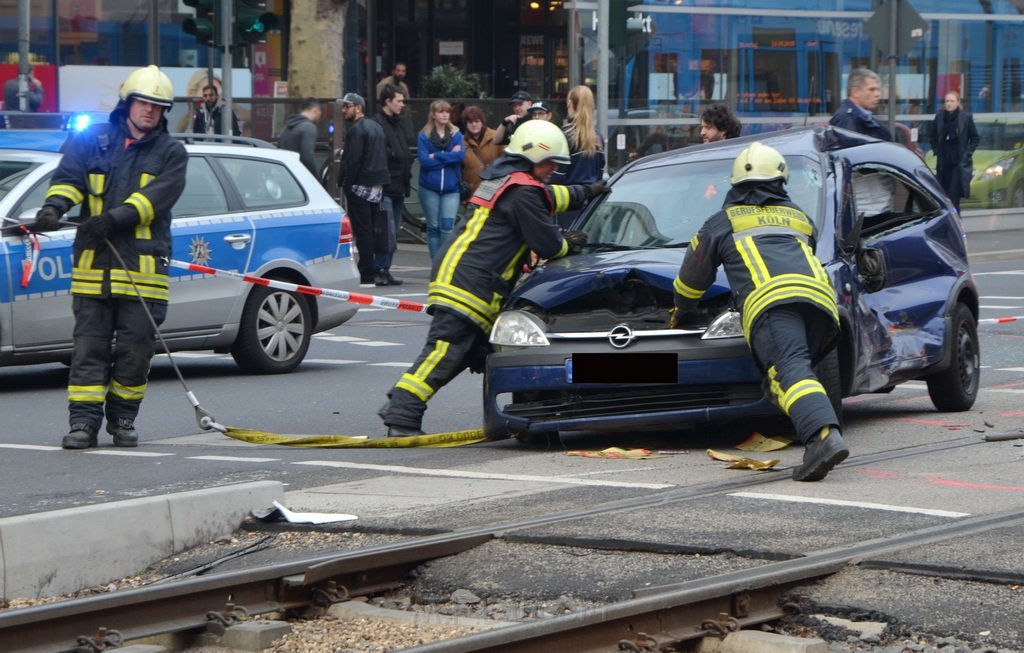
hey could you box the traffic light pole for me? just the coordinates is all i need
[597,0,609,176]
[220,0,234,136]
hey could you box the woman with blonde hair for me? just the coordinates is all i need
[417,99,466,258]
[553,85,606,226]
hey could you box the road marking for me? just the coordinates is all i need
[291,460,674,489]
[982,296,1024,300]
[82,450,176,457]
[0,443,62,451]
[996,367,1024,372]
[730,491,969,518]
[972,270,1024,276]
[316,335,367,342]
[349,341,402,347]
[981,305,1022,310]
[302,359,366,365]
[368,362,414,367]
[188,455,280,463]
[388,293,428,297]
[154,352,224,358]
[984,388,1024,394]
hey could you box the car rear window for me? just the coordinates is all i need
[582,155,823,249]
[215,156,306,211]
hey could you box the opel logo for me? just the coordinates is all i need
[608,324,635,349]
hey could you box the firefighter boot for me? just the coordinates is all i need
[793,427,849,482]
[63,424,98,450]
[107,417,139,447]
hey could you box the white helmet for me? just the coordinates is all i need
[506,120,571,165]
[731,142,789,185]
[119,65,175,108]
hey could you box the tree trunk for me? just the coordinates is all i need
[288,0,345,99]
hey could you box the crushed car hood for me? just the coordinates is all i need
[508,249,730,309]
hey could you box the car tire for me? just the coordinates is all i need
[230,285,312,374]
[926,303,980,412]
[815,346,843,427]
[513,430,560,447]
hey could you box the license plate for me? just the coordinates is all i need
[567,353,677,384]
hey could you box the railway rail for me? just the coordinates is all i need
[2,434,1019,653]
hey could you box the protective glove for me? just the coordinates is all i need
[29,206,62,233]
[78,213,114,240]
[668,307,681,329]
[586,180,611,199]
[564,230,588,247]
[670,293,691,328]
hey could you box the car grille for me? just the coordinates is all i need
[503,384,765,422]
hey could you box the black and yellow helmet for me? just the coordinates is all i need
[119,65,175,108]
[731,142,789,185]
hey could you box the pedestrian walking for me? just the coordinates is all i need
[279,97,322,177]
[27,65,188,449]
[379,120,608,437]
[338,92,390,287]
[829,68,894,141]
[417,99,465,259]
[700,103,742,143]
[929,90,979,212]
[671,142,847,482]
[190,84,241,136]
[371,84,412,286]
[493,90,533,146]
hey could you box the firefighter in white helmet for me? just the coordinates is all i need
[671,141,848,481]
[30,65,188,449]
[380,119,610,436]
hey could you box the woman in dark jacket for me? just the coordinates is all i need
[552,85,606,228]
[417,99,465,258]
[929,90,980,212]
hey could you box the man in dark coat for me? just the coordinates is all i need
[829,68,894,142]
[370,84,412,286]
[279,97,322,177]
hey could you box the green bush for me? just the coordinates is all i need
[422,64,484,99]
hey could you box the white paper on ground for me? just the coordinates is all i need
[272,499,358,524]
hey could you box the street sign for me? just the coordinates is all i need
[863,0,928,59]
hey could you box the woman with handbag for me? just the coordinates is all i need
[417,99,465,259]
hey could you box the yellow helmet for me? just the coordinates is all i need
[506,120,571,165]
[731,142,789,185]
[119,65,175,108]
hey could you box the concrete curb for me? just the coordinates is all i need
[0,481,283,601]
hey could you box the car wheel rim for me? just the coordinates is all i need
[255,292,306,362]
[957,325,979,394]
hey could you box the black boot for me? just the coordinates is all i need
[793,428,849,482]
[375,271,404,286]
[387,424,425,437]
[106,417,139,447]
[63,423,98,450]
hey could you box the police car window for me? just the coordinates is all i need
[215,156,305,210]
[173,156,228,218]
[581,154,823,248]
[14,175,80,222]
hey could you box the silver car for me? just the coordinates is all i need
[0,143,359,373]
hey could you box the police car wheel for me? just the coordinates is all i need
[231,286,312,374]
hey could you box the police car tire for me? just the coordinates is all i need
[926,303,980,412]
[230,285,312,374]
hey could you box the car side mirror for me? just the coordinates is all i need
[857,246,886,293]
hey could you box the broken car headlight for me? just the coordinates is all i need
[701,310,743,340]
[490,310,550,347]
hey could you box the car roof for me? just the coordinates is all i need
[0,149,62,163]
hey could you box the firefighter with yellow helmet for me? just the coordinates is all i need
[380,119,610,436]
[671,141,848,481]
[30,65,188,449]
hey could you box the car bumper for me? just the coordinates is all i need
[310,256,361,331]
[483,336,772,438]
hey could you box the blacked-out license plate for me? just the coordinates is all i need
[567,353,678,384]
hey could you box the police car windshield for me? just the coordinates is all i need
[580,155,823,249]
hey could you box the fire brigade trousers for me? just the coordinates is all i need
[68,295,167,429]
[748,304,838,445]
[382,308,489,430]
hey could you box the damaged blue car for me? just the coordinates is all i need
[483,126,980,441]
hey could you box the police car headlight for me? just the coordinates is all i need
[490,310,549,347]
[701,310,743,339]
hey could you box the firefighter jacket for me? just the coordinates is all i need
[673,183,838,341]
[44,106,188,303]
[428,162,591,330]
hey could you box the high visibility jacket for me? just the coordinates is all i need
[44,110,188,303]
[428,171,588,330]
[673,199,838,340]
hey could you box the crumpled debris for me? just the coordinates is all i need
[566,447,665,459]
[251,500,358,525]
[706,449,779,470]
[734,432,792,452]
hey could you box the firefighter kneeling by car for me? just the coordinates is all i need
[671,142,849,482]
[379,120,609,437]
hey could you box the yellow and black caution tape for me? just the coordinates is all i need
[221,426,491,448]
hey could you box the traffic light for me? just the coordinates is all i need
[234,0,280,45]
[182,0,217,46]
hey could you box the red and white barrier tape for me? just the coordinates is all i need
[170,260,428,314]
[978,315,1024,325]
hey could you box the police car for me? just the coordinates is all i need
[0,138,359,373]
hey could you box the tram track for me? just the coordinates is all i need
[1,433,1015,652]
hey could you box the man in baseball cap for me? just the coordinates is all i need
[526,101,552,121]
[340,92,365,108]
[495,90,534,145]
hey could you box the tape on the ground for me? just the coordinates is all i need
[222,426,490,448]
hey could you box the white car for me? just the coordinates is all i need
[0,141,359,373]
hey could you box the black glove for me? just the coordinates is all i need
[29,206,62,233]
[586,180,611,199]
[564,230,588,247]
[78,213,114,239]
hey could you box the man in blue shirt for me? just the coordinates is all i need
[829,68,893,141]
